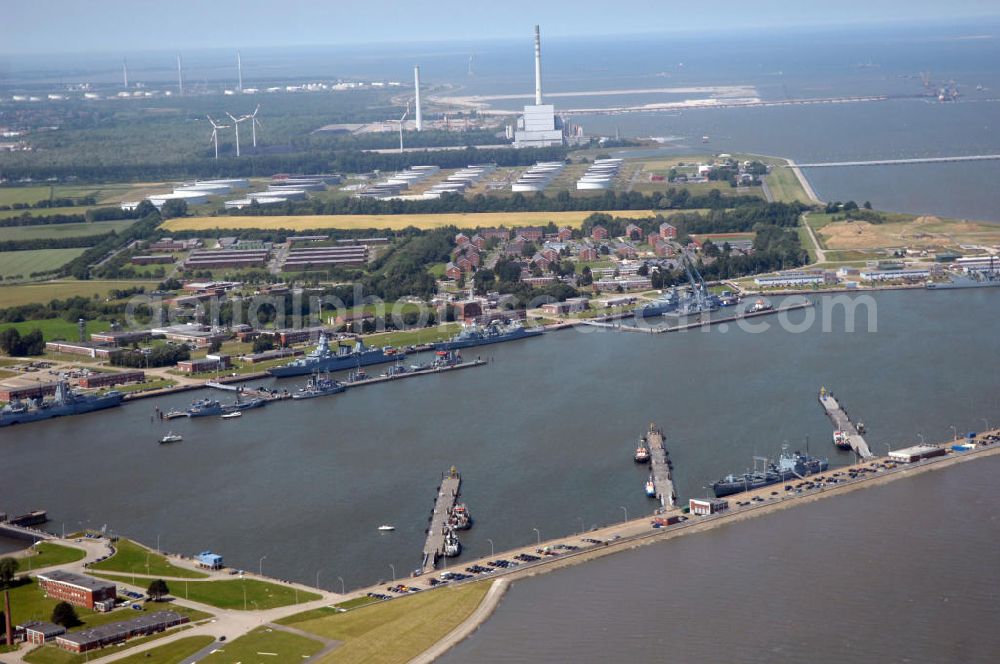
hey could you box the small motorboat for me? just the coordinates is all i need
[159,432,183,444]
[221,412,242,420]
[377,525,395,532]
[645,477,656,497]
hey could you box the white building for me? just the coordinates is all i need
[754,273,825,287]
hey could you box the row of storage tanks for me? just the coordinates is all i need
[576,158,623,190]
[511,161,565,192]
[131,175,339,210]
[424,164,496,197]
[224,176,335,209]
[357,165,440,198]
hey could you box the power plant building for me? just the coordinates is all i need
[514,26,564,148]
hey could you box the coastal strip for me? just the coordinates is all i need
[786,158,821,203]
[407,578,509,664]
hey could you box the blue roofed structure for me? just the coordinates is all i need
[196,550,223,569]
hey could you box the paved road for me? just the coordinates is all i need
[801,212,828,263]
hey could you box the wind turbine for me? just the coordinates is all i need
[226,112,246,157]
[246,105,262,148]
[207,116,229,160]
[398,102,409,154]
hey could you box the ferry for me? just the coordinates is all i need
[712,450,829,498]
[267,333,404,378]
[433,320,542,351]
[159,432,183,444]
[0,380,122,427]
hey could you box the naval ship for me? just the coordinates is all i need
[927,259,1000,290]
[267,334,403,378]
[0,379,122,427]
[712,449,829,497]
[433,320,542,351]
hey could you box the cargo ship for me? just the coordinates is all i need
[291,375,345,400]
[712,449,829,497]
[0,380,122,427]
[433,320,542,351]
[267,334,403,377]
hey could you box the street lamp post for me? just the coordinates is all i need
[577,516,584,534]
[258,555,267,577]
[982,418,991,432]
[619,505,628,523]
[950,425,958,441]
[337,576,345,595]
[315,570,322,591]
[487,538,494,557]
[532,528,540,546]
[883,442,892,456]
[156,534,161,554]
[917,433,925,445]
[242,578,247,610]
[388,564,395,582]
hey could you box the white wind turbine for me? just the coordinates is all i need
[207,115,229,160]
[246,105,262,148]
[226,111,247,157]
[398,102,409,153]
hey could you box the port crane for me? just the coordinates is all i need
[678,252,716,313]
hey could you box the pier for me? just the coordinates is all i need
[818,388,873,458]
[789,154,1000,168]
[645,424,676,508]
[422,468,462,574]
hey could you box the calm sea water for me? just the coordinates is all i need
[2,289,999,588]
[440,453,1000,664]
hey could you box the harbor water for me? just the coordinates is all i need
[2,289,999,588]
[440,453,1000,664]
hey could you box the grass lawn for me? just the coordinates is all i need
[0,220,135,242]
[0,186,53,206]
[0,248,88,279]
[278,583,490,664]
[111,635,216,664]
[200,626,324,663]
[797,226,818,263]
[161,210,659,233]
[88,539,209,579]
[179,578,321,610]
[0,206,90,220]
[21,542,86,567]
[0,279,160,308]
[114,379,178,394]
[765,165,812,203]
[1,317,112,342]
[362,322,461,348]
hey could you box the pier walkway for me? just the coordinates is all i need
[581,301,813,334]
[819,389,873,458]
[645,424,676,509]
[421,468,462,574]
[789,154,1000,168]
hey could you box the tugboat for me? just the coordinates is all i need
[832,430,852,450]
[433,350,462,368]
[749,298,773,313]
[645,475,657,497]
[712,448,829,498]
[443,529,462,557]
[633,439,650,463]
[449,504,473,530]
[222,397,265,413]
[159,431,183,444]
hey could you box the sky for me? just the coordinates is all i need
[4,0,1000,54]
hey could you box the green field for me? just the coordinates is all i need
[112,635,216,664]
[0,279,160,308]
[279,583,489,664]
[21,542,86,567]
[90,573,321,611]
[362,322,461,348]
[200,627,324,663]
[88,539,209,579]
[765,165,813,203]
[0,186,53,206]
[0,248,88,279]
[0,206,90,220]
[0,219,135,241]
[2,317,112,342]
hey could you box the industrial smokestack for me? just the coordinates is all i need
[534,25,543,105]
[414,66,423,131]
[177,54,183,96]
[237,50,243,91]
[123,58,129,89]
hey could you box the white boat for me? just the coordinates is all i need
[377,525,395,532]
[645,477,656,497]
[159,432,183,444]
[221,412,242,419]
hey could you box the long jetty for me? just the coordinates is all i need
[645,424,676,509]
[790,154,1000,168]
[422,469,462,574]
[818,388,873,458]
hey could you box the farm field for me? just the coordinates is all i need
[0,206,89,220]
[0,219,135,241]
[0,248,87,279]
[161,210,660,233]
[0,279,160,308]
[818,215,1000,251]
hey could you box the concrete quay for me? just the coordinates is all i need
[819,388,874,458]
[645,424,676,508]
[422,469,463,573]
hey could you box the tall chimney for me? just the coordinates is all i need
[237,50,243,91]
[414,66,423,131]
[123,59,129,89]
[4,590,12,649]
[534,25,543,105]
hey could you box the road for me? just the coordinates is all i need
[801,212,827,263]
